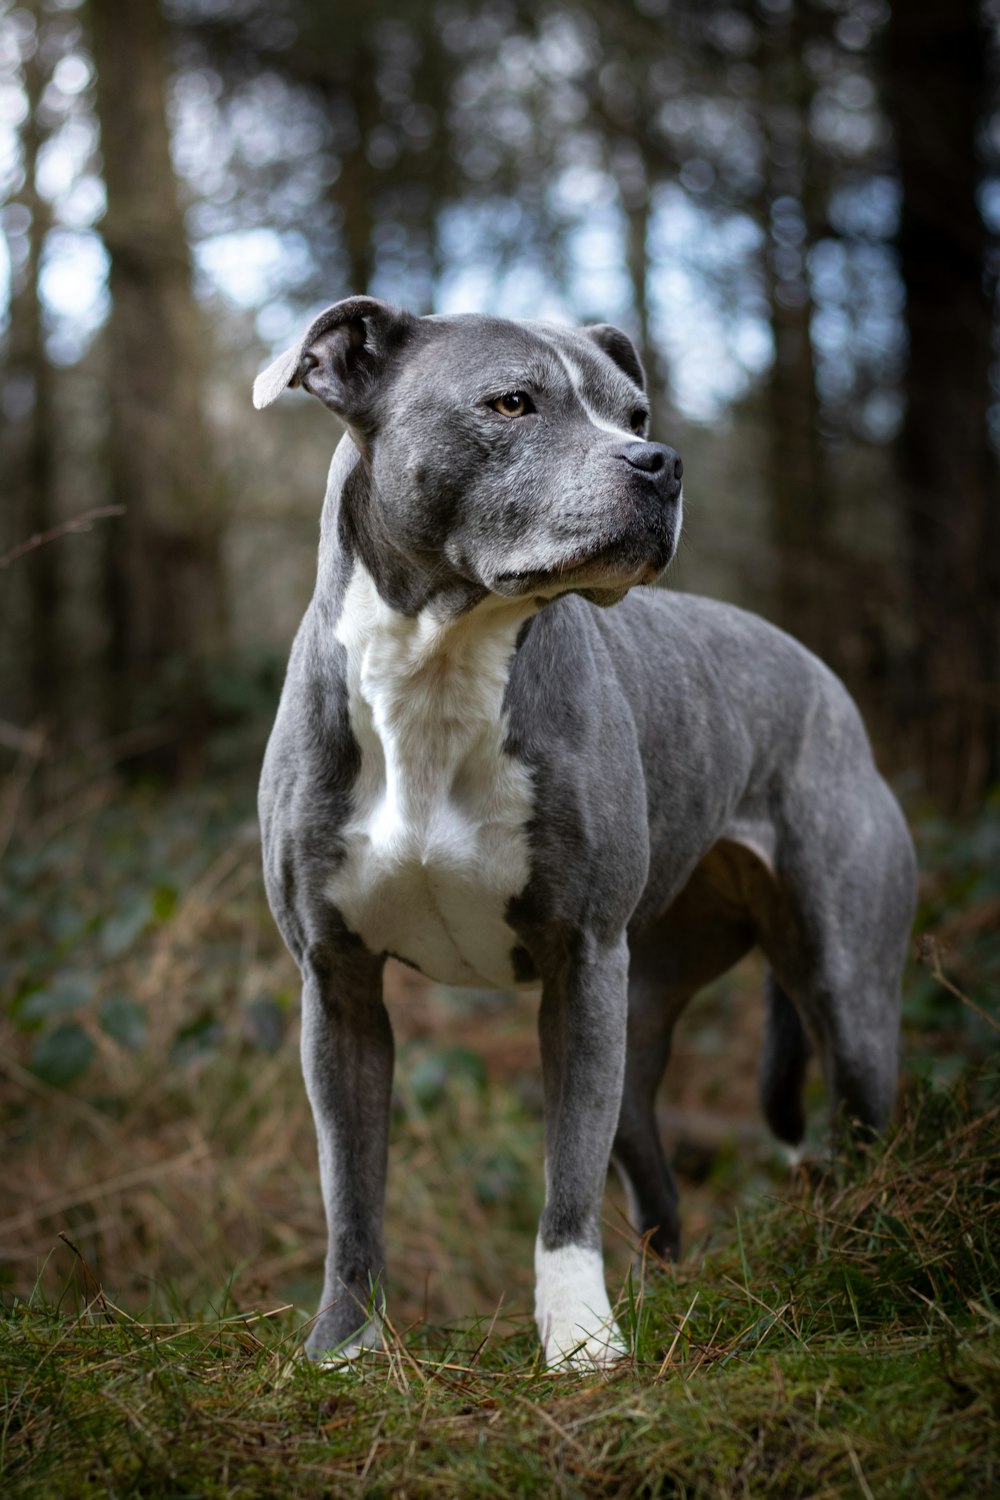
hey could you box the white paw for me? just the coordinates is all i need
[534,1239,627,1370]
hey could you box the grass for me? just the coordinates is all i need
[1,771,999,1495]
[2,1077,998,1497]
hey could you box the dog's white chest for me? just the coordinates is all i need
[327,567,535,989]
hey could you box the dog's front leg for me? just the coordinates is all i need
[299,945,392,1362]
[534,936,629,1369]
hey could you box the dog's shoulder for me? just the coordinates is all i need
[609,589,861,704]
[259,605,357,829]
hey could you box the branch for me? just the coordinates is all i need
[915,933,1000,1035]
[0,506,125,568]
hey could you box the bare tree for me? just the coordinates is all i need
[882,0,1000,805]
[759,4,838,666]
[2,5,58,727]
[88,0,226,753]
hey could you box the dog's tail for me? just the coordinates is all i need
[758,975,811,1146]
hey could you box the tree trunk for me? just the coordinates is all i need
[760,7,837,666]
[88,0,226,758]
[327,65,378,296]
[619,151,655,388]
[882,0,1000,806]
[2,9,58,729]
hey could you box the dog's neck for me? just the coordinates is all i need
[318,433,491,619]
[333,560,535,744]
[317,435,542,743]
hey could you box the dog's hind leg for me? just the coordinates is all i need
[758,974,812,1147]
[817,968,902,1138]
[614,874,757,1263]
[768,960,901,1144]
[614,1008,683,1266]
[611,973,686,1264]
[765,787,915,1143]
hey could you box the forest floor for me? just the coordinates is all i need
[0,760,998,1497]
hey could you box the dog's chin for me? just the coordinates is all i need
[576,582,636,608]
[490,544,673,605]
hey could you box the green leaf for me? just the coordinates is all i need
[407,1045,486,1108]
[99,995,146,1051]
[99,894,153,957]
[243,996,285,1054]
[151,884,178,923]
[30,1023,95,1086]
[18,973,95,1025]
[170,1013,224,1065]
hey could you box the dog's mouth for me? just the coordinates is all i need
[493,539,670,599]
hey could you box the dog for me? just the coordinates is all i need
[253,296,916,1368]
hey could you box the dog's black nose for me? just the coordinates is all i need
[618,441,683,490]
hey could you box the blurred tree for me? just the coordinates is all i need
[88,0,226,756]
[759,2,836,663]
[883,0,1000,805]
[278,6,445,305]
[177,0,467,306]
[2,0,996,808]
[2,2,57,727]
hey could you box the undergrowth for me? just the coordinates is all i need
[2,1074,997,1498]
[1,777,999,1495]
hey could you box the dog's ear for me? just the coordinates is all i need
[252,296,415,416]
[584,323,646,393]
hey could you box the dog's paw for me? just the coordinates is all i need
[311,1318,385,1369]
[534,1240,628,1371]
[542,1321,628,1371]
[305,1303,386,1368]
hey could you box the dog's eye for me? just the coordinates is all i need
[490,391,535,418]
[630,408,649,435]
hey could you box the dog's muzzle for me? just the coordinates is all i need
[490,438,683,600]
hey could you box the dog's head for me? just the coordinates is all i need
[254,297,682,613]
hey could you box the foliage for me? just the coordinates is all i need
[0,772,998,1492]
[3,773,996,1101]
[908,793,1000,1076]
[1,1071,997,1498]
[3,0,1000,799]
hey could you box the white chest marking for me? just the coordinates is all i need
[327,565,536,989]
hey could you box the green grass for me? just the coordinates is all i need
[2,1073,997,1498]
[2,777,999,1495]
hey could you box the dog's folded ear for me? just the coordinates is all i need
[584,324,646,393]
[252,296,415,416]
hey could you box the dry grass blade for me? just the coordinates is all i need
[655,1289,700,1380]
[2,781,997,1496]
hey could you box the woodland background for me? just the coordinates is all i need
[0,8,999,1489]
[1,5,1000,1494]
[1,0,999,805]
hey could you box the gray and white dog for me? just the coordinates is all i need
[253,296,916,1368]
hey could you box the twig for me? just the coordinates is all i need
[916,934,1000,1035]
[845,1439,876,1500]
[0,506,125,569]
[57,1231,118,1322]
[0,722,47,860]
[0,1048,117,1143]
[0,720,48,757]
[358,1414,386,1482]
[0,1141,210,1237]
